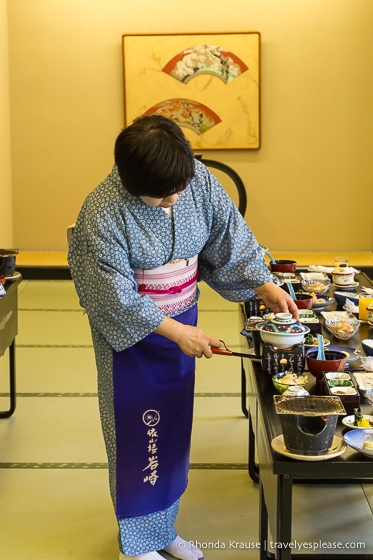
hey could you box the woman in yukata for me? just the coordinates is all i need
[68,115,298,560]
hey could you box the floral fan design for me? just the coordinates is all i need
[142,98,221,135]
[162,45,248,84]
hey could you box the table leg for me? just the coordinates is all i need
[248,413,260,483]
[241,359,249,418]
[259,478,270,560]
[276,474,293,560]
[0,341,16,418]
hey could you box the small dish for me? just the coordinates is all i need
[311,296,335,312]
[298,309,317,318]
[343,428,373,458]
[271,435,346,461]
[304,335,330,348]
[342,415,373,429]
[325,372,351,380]
[333,281,359,290]
[330,387,357,396]
[4,271,21,282]
[327,379,353,388]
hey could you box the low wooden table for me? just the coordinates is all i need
[0,275,21,418]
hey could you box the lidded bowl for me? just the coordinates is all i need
[332,264,355,286]
[256,313,310,349]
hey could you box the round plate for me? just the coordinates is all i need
[304,337,330,348]
[4,271,21,282]
[271,435,346,461]
[333,281,359,290]
[327,345,360,363]
[311,297,335,312]
[342,415,373,429]
[343,428,373,458]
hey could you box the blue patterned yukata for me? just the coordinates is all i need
[68,159,271,555]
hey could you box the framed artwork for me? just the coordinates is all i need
[121,32,261,150]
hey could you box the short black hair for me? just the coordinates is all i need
[114,115,195,198]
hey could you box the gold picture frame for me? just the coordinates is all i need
[122,32,261,150]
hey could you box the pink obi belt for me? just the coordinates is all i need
[133,256,199,315]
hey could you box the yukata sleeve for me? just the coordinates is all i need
[197,167,272,302]
[68,201,165,352]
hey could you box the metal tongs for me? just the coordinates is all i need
[211,339,260,359]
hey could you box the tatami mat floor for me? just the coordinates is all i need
[1,280,373,559]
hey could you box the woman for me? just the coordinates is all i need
[68,115,298,560]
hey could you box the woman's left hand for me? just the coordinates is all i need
[254,282,299,320]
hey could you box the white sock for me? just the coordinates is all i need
[119,551,165,560]
[163,535,203,560]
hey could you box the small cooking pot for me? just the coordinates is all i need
[0,249,18,277]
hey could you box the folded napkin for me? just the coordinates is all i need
[300,272,329,280]
[308,265,334,273]
[308,265,360,274]
[361,357,373,372]
[361,287,373,296]
[343,299,359,314]
[321,311,356,321]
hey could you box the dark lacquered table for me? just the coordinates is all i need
[0,275,21,418]
[240,272,373,560]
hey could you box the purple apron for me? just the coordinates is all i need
[112,304,197,518]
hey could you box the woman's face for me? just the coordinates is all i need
[139,190,185,208]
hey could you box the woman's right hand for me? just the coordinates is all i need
[176,324,222,358]
[155,317,221,358]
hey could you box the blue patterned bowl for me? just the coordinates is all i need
[256,313,310,349]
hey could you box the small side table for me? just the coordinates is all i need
[0,275,21,418]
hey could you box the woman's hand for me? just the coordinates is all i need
[155,317,221,358]
[175,325,222,358]
[254,282,299,320]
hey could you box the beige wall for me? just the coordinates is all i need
[7,0,373,252]
[0,0,13,247]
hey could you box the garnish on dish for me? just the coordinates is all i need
[354,411,373,428]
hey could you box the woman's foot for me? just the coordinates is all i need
[120,552,165,560]
[163,535,203,560]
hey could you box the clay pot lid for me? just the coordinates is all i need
[332,265,354,275]
[260,313,308,334]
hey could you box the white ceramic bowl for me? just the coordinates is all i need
[343,428,373,458]
[257,328,309,349]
